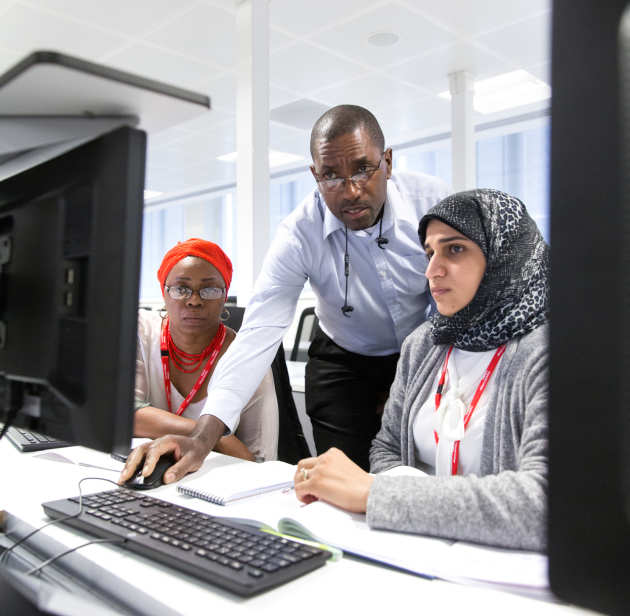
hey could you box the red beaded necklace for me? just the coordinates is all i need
[160,317,226,415]
[166,327,219,373]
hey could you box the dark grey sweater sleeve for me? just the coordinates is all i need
[367,325,549,552]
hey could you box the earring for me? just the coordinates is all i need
[220,307,230,322]
[159,307,167,320]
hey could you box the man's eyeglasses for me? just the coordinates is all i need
[314,153,385,192]
[164,285,225,301]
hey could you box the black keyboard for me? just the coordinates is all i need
[5,426,70,452]
[42,489,328,596]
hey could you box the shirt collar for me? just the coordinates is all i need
[320,178,398,240]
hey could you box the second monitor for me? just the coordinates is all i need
[0,126,145,456]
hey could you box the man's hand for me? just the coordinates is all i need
[118,415,227,485]
[293,447,374,513]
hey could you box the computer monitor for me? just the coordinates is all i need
[0,125,145,456]
[549,1,630,612]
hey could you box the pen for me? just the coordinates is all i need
[260,528,342,562]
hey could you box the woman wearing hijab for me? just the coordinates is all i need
[293,189,549,551]
[133,238,278,462]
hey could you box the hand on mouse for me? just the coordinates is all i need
[118,415,227,485]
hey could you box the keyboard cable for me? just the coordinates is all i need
[1,477,120,567]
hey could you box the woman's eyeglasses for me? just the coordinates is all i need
[164,285,225,301]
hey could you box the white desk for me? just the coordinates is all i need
[0,439,600,616]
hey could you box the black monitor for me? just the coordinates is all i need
[0,126,145,456]
[549,1,630,613]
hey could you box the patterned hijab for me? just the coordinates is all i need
[418,189,550,351]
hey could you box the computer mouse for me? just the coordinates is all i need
[124,452,177,490]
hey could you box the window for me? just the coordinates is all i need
[393,141,452,187]
[139,191,235,305]
[476,118,550,239]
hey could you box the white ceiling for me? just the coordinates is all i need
[0,0,551,200]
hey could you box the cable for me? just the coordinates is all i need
[0,477,119,566]
[376,203,388,249]
[341,225,353,317]
[26,538,126,576]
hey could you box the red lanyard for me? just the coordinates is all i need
[434,344,506,475]
[160,318,226,416]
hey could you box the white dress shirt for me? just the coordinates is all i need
[202,171,449,431]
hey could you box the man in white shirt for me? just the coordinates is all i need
[120,105,449,483]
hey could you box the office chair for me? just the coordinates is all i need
[290,307,319,362]
[223,306,310,464]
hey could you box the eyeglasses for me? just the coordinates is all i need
[314,153,385,192]
[164,285,225,301]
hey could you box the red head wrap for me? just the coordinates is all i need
[157,238,233,296]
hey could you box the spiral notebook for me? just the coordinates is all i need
[177,460,295,505]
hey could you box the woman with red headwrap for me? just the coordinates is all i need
[133,238,278,461]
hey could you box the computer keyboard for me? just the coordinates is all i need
[5,426,70,452]
[42,488,328,596]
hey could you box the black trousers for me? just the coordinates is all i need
[305,327,400,471]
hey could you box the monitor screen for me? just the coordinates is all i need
[0,126,145,456]
[549,1,630,612]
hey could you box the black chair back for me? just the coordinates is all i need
[224,306,310,463]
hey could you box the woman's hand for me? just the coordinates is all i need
[118,415,226,485]
[293,447,374,513]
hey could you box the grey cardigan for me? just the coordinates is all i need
[367,322,549,551]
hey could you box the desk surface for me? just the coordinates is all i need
[0,439,600,616]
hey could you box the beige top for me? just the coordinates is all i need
[134,310,278,461]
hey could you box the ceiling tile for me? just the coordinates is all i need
[192,72,304,114]
[142,5,293,71]
[374,96,451,145]
[270,120,310,153]
[269,28,297,52]
[270,85,301,110]
[146,159,235,194]
[270,0,377,37]
[313,74,428,114]
[172,109,234,135]
[144,4,236,68]
[22,0,197,37]
[476,12,550,68]
[194,0,239,13]
[148,126,196,149]
[153,120,236,164]
[105,43,221,92]
[388,41,512,94]
[194,73,236,113]
[309,3,455,69]
[271,42,366,94]
[399,0,550,37]
[0,4,127,59]
[270,99,329,130]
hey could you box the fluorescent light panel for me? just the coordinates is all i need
[217,150,304,167]
[438,70,550,114]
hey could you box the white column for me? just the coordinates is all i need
[236,0,270,304]
[448,71,476,191]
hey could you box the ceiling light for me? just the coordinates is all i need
[217,150,304,168]
[144,189,163,200]
[367,32,399,47]
[438,70,551,114]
